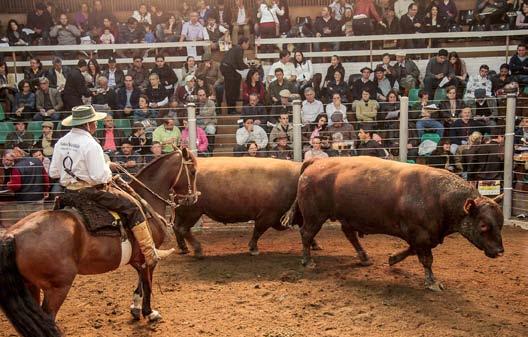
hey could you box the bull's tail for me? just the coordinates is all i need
[0,236,61,337]
[280,158,320,228]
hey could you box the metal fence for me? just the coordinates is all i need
[1,93,525,226]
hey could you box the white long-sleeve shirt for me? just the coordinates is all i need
[257,3,283,23]
[295,60,314,82]
[394,0,415,19]
[236,125,268,149]
[49,128,112,187]
[464,74,492,99]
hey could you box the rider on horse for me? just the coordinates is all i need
[49,105,174,266]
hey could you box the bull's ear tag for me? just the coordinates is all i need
[463,199,476,215]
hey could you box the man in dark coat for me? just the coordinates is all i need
[62,59,91,111]
[220,36,250,114]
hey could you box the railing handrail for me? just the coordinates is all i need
[256,29,528,44]
[1,40,211,53]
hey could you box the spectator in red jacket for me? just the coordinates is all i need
[7,147,49,202]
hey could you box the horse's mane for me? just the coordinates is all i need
[135,151,180,179]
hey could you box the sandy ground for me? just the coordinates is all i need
[1,225,527,337]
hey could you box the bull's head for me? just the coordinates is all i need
[459,196,504,258]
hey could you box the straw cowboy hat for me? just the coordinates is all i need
[61,105,107,127]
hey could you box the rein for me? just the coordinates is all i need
[112,150,198,209]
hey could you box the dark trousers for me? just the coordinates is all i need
[220,64,242,113]
[69,186,145,228]
[423,76,460,98]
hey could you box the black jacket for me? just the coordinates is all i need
[399,14,420,34]
[313,16,341,37]
[150,65,178,88]
[467,140,503,181]
[63,67,91,109]
[117,87,141,110]
[92,89,118,111]
[102,68,125,89]
[351,79,378,101]
[221,45,249,70]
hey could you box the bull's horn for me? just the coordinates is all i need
[493,193,504,203]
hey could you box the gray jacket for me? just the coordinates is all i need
[49,24,81,45]
[36,88,64,112]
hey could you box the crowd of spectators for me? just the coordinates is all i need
[1,0,528,203]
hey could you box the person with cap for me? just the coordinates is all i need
[5,121,35,153]
[26,2,54,44]
[271,89,293,122]
[351,66,377,101]
[102,57,125,90]
[128,121,151,155]
[152,117,181,153]
[33,121,58,157]
[127,55,150,91]
[269,110,293,148]
[220,36,250,114]
[270,132,293,160]
[373,66,399,101]
[416,103,445,139]
[393,51,420,92]
[7,146,49,203]
[175,74,197,106]
[268,68,296,105]
[327,112,356,148]
[34,77,63,121]
[49,105,174,266]
[423,49,457,98]
[63,59,91,111]
[196,52,224,107]
[150,54,178,92]
[242,93,268,132]
[234,117,268,157]
[46,57,70,92]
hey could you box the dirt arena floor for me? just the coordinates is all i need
[1,224,527,337]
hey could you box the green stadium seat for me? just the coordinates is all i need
[433,88,447,102]
[27,121,43,140]
[524,87,528,94]
[0,122,15,145]
[114,118,132,137]
[0,104,5,121]
[408,88,420,104]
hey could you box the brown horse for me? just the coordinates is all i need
[0,148,198,337]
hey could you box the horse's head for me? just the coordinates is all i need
[171,148,200,207]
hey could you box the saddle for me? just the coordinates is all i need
[54,192,124,237]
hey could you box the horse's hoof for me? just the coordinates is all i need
[302,259,316,269]
[388,255,398,266]
[178,248,190,255]
[249,249,260,256]
[311,243,323,251]
[130,307,141,321]
[425,281,446,292]
[146,310,162,322]
[193,251,204,259]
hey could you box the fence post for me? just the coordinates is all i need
[399,96,409,163]
[292,99,302,162]
[503,94,516,220]
[187,102,197,155]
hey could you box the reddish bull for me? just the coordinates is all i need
[285,157,504,291]
[174,157,318,256]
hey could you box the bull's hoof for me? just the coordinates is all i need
[359,258,373,266]
[130,307,141,321]
[178,247,190,255]
[388,254,399,266]
[146,310,162,322]
[311,242,323,251]
[249,249,260,256]
[193,251,204,260]
[425,281,446,292]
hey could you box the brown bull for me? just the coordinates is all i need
[286,157,504,291]
[174,157,317,256]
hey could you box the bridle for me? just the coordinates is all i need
[112,149,199,210]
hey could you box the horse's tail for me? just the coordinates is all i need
[280,158,320,228]
[0,236,61,337]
